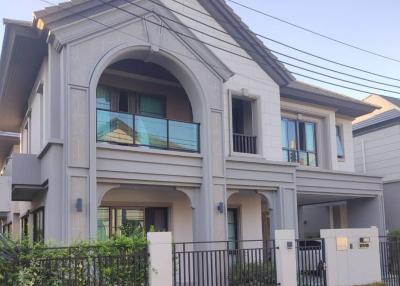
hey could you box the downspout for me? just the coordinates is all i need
[361,138,367,174]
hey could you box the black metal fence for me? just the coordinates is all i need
[1,245,149,286]
[380,236,400,286]
[233,133,257,154]
[296,239,327,286]
[173,240,277,286]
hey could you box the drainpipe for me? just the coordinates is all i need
[361,138,367,174]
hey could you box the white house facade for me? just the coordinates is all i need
[0,0,385,244]
[354,94,400,231]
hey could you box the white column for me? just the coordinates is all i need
[275,229,297,286]
[147,232,173,286]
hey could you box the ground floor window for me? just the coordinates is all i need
[227,208,239,250]
[97,207,169,240]
[2,223,12,237]
[21,214,29,239]
[33,207,44,243]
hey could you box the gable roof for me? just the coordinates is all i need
[33,0,294,86]
[281,81,378,118]
[379,95,400,108]
[197,0,294,86]
[353,108,400,136]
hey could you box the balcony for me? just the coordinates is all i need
[233,133,257,154]
[96,109,200,153]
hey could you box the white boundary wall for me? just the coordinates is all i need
[321,227,381,286]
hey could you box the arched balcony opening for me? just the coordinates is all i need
[96,58,200,153]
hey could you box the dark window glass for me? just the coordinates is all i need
[227,208,239,250]
[119,93,129,113]
[139,95,166,118]
[336,125,345,159]
[21,215,29,239]
[97,207,169,239]
[33,208,44,243]
[145,208,169,232]
[282,118,317,166]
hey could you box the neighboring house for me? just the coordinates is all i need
[354,94,400,231]
[0,0,384,243]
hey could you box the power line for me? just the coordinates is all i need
[164,0,400,83]
[227,0,400,64]
[136,0,400,90]
[107,0,400,94]
[36,0,398,97]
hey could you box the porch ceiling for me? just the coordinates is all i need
[297,192,376,206]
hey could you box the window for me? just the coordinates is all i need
[139,95,166,118]
[33,207,44,243]
[2,223,12,237]
[336,125,345,159]
[97,207,169,240]
[227,208,239,250]
[282,118,317,167]
[21,214,29,239]
[231,97,257,154]
[96,86,112,110]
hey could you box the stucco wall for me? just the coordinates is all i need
[383,181,400,231]
[354,124,400,182]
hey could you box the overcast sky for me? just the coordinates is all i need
[1,0,399,100]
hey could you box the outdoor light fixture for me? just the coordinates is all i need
[76,198,83,212]
[217,202,224,214]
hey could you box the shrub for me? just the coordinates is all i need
[0,229,148,286]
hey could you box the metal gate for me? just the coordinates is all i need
[380,236,400,286]
[296,238,327,286]
[172,240,278,286]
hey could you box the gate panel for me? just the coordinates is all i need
[296,238,327,286]
[380,236,400,286]
[172,240,278,286]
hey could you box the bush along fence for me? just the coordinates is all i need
[0,233,148,286]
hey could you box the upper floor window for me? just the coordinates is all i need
[231,97,257,154]
[336,125,345,159]
[281,118,317,167]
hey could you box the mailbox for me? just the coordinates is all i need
[359,237,370,248]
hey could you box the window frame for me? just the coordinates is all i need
[228,90,261,156]
[281,118,318,167]
[336,125,345,160]
[21,213,29,239]
[97,206,170,239]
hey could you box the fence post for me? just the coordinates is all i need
[147,232,173,286]
[275,230,297,286]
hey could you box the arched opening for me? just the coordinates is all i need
[227,191,273,243]
[95,58,200,153]
[97,186,194,242]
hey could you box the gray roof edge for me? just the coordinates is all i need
[281,81,377,117]
[197,0,294,86]
[353,117,400,137]
[34,0,295,86]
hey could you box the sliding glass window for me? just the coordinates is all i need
[282,118,317,167]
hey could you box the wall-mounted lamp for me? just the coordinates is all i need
[76,198,83,213]
[217,202,224,214]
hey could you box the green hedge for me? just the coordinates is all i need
[0,230,148,286]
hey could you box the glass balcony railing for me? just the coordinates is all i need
[97,109,200,153]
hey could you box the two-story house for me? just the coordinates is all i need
[0,0,385,243]
[354,94,400,231]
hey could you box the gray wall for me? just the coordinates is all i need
[383,181,400,231]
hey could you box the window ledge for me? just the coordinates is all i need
[96,142,203,158]
[230,151,263,159]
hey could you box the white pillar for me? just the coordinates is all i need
[275,229,297,286]
[147,232,173,286]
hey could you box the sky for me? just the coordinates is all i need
[0,0,399,100]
